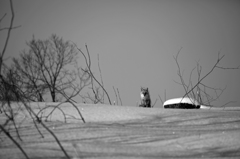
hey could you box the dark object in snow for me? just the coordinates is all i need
[164,103,200,109]
[163,97,200,109]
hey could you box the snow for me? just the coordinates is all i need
[1,102,240,159]
[163,97,200,106]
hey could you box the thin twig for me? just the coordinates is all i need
[72,42,112,105]
[181,52,225,100]
[216,65,240,69]
[174,49,239,107]
[1,0,15,74]
[0,125,30,159]
[113,86,118,105]
[151,99,158,108]
[0,13,7,23]
[98,54,105,103]
[22,101,71,159]
[117,88,123,106]
[158,94,164,105]
[0,25,21,31]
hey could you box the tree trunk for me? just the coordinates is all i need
[51,91,55,102]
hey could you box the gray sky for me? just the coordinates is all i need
[1,0,240,107]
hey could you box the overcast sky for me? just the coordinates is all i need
[1,0,240,107]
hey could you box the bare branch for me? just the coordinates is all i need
[182,53,224,100]
[0,25,21,31]
[220,101,237,109]
[173,47,192,101]
[216,65,240,69]
[117,88,123,106]
[0,125,29,159]
[151,98,158,108]
[113,86,118,105]
[1,0,14,74]
[173,49,239,107]
[98,54,105,103]
[12,34,81,102]
[72,42,112,105]
[158,94,164,105]
[0,13,7,23]
[0,1,73,159]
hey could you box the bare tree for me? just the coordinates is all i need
[12,34,79,102]
[0,1,31,158]
[0,0,22,106]
[0,67,22,101]
[173,48,239,107]
[0,1,111,158]
[0,1,76,158]
[12,52,46,101]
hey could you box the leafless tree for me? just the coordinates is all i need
[12,51,46,101]
[0,1,31,158]
[0,1,77,158]
[0,1,112,158]
[173,48,239,107]
[12,34,80,102]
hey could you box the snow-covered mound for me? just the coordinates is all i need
[163,97,200,109]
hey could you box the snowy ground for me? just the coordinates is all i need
[0,103,240,159]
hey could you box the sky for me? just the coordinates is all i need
[1,0,240,107]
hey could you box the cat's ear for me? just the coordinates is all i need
[146,88,148,91]
[141,87,143,91]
